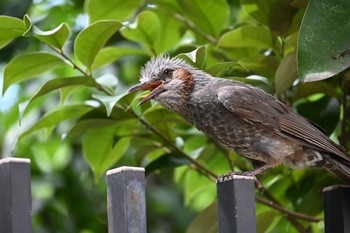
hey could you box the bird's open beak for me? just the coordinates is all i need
[127,80,165,105]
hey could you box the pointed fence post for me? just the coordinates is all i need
[323,185,350,233]
[217,175,256,233]
[0,157,32,233]
[106,166,147,233]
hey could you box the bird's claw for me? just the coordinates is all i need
[218,171,265,192]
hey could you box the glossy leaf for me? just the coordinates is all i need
[22,14,33,36]
[20,104,94,139]
[206,62,246,76]
[74,20,123,68]
[86,0,143,23]
[67,118,119,137]
[293,82,336,100]
[0,15,26,48]
[145,152,189,176]
[241,0,299,36]
[19,76,96,121]
[218,26,276,50]
[176,46,207,69]
[121,11,160,55]
[182,168,217,209]
[275,51,298,95]
[3,52,66,94]
[149,0,183,14]
[257,211,280,233]
[186,203,217,233]
[92,46,146,69]
[33,23,70,50]
[298,0,350,82]
[178,0,229,38]
[92,94,126,117]
[151,8,185,53]
[83,125,130,181]
[296,96,340,135]
[238,55,280,79]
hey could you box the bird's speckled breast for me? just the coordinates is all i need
[180,82,300,166]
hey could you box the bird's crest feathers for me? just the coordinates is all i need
[140,55,194,83]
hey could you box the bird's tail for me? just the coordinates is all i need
[323,155,350,184]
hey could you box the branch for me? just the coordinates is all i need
[50,47,114,96]
[256,196,321,223]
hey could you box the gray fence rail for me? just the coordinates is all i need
[0,158,349,233]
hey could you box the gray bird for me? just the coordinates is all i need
[128,55,350,183]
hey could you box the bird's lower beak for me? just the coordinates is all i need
[127,80,165,105]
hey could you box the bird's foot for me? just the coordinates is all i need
[218,171,265,191]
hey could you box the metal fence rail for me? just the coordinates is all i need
[0,157,349,233]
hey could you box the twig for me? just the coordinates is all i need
[256,196,321,223]
[50,46,114,96]
[127,108,217,180]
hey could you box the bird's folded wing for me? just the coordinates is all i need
[217,85,349,161]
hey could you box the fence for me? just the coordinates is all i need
[0,157,349,233]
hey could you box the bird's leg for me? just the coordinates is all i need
[241,164,272,176]
[219,164,272,190]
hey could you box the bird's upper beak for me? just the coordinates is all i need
[127,80,165,105]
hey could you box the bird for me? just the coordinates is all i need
[128,55,350,183]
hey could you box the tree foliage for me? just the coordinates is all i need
[0,0,350,232]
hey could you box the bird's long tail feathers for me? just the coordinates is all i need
[323,155,350,184]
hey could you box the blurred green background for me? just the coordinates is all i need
[0,0,349,232]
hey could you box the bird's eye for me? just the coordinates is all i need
[163,68,173,76]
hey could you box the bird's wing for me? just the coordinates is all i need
[217,84,349,160]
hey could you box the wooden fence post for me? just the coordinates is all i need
[323,185,350,233]
[0,157,32,233]
[217,175,256,233]
[106,166,147,233]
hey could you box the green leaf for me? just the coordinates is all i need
[121,11,160,55]
[176,46,207,69]
[257,211,280,233]
[92,94,126,117]
[19,104,94,139]
[33,23,70,50]
[145,153,189,176]
[74,20,123,68]
[178,0,229,38]
[92,46,146,69]
[150,8,185,53]
[22,14,33,36]
[238,55,280,79]
[298,0,350,82]
[186,203,217,233]
[296,96,340,135]
[67,118,119,137]
[275,51,298,95]
[0,15,26,48]
[149,0,183,14]
[3,52,66,94]
[293,82,336,100]
[241,0,299,36]
[182,168,217,209]
[218,26,275,50]
[19,77,96,122]
[206,62,246,76]
[83,125,130,181]
[86,0,143,23]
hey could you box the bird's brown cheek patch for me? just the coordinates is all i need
[173,68,194,95]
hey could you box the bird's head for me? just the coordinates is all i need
[128,55,195,106]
